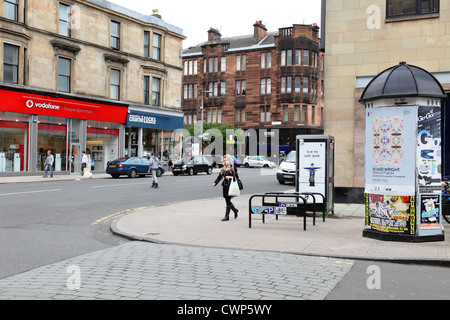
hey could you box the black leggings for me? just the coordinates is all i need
[225,196,233,206]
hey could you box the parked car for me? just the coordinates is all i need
[106,157,165,179]
[243,155,276,168]
[172,156,213,176]
[277,151,296,184]
[232,155,242,167]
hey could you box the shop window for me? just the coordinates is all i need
[4,0,18,21]
[3,43,19,84]
[387,0,439,18]
[0,112,29,172]
[87,121,120,171]
[37,116,68,172]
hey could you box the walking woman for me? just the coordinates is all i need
[212,154,239,221]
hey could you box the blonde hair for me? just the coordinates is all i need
[221,154,234,172]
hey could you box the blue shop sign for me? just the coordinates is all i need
[126,110,183,130]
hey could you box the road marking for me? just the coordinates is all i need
[92,206,152,225]
[91,182,150,189]
[0,189,62,197]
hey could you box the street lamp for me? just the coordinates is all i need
[200,90,213,156]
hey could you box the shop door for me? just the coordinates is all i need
[70,144,81,173]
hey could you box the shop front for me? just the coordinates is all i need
[125,106,183,160]
[0,87,128,175]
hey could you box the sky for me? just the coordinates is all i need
[107,0,322,49]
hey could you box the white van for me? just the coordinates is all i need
[277,151,296,184]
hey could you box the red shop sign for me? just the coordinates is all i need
[0,89,127,123]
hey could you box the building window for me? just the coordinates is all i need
[144,31,150,58]
[207,108,222,123]
[303,76,309,93]
[261,52,272,68]
[152,77,161,106]
[283,105,289,122]
[281,77,292,93]
[303,50,309,66]
[220,81,226,97]
[144,76,150,104]
[58,57,71,93]
[153,33,161,61]
[260,106,271,123]
[59,3,71,37]
[3,43,19,84]
[236,107,246,123]
[260,78,271,95]
[294,105,300,122]
[236,55,246,70]
[221,57,226,71]
[4,0,18,21]
[110,69,120,100]
[387,0,439,18]
[302,105,308,123]
[236,80,246,96]
[111,21,120,50]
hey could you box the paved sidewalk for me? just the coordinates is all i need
[112,195,449,263]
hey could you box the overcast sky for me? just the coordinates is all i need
[108,0,322,49]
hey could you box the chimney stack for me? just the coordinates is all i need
[253,20,267,44]
[152,9,161,19]
[207,27,222,43]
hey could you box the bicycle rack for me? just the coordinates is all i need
[248,192,325,230]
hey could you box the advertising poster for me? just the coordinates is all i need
[365,194,415,235]
[419,194,441,229]
[298,141,326,203]
[417,107,441,194]
[365,107,416,196]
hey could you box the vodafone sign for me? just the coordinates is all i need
[0,89,127,123]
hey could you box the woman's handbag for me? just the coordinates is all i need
[228,178,241,197]
[237,178,243,190]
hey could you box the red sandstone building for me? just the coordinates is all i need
[181,22,325,153]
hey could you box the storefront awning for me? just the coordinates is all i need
[126,109,183,130]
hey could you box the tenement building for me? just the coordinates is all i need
[321,0,450,201]
[181,22,325,155]
[0,0,184,174]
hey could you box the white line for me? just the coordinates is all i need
[91,182,150,189]
[0,189,62,196]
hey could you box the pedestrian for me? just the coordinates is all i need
[148,152,160,188]
[81,151,88,176]
[212,154,239,221]
[43,150,54,178]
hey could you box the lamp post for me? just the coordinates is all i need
[200,90,213,156]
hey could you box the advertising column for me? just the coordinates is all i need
[364,104,444,241]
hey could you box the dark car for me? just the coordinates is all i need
[106,156,165,179]
[172,156,213,176]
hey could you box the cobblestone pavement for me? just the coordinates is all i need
[0,242,354,300]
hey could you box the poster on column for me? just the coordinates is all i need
[365,107,416,196]
[417,107,441,194]
[419,194,441,229]
[365,194,416,235]
[298,141,326,203]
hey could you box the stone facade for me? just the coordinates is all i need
[323,0,450,189]
[0,0,184,109]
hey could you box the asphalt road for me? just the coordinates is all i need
[0,168,292,279]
